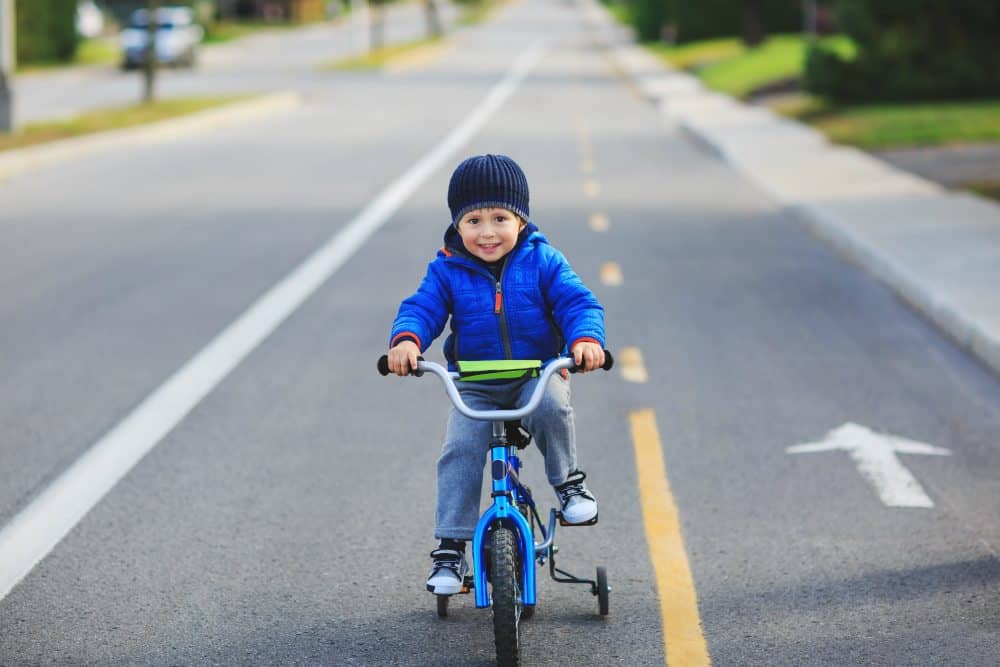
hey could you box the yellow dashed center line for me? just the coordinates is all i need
[619,346,648,383]
[584,180,601,198]
[600,261,623,286]
[630,409,711,667]
[589,213,609,232]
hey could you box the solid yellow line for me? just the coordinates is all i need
[630,409,711,666]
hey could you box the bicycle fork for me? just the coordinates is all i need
[472,420,536,609]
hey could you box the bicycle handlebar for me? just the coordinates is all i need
[376,350,614,422]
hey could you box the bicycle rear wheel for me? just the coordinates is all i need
[490,526,521,666]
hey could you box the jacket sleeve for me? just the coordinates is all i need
[389,259,452,352]
[540,247,606,349]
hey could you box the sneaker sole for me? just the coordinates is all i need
[427,582,463,595]
[559,511,599,526]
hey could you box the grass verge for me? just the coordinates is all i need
[773,95,1000,150]
[456,0,507,27]
[17,37,121,72]
[646,37,744,71]
[0,95,250,153]
[322,0,503,71]
[967,181,1000,202]
[648,33,854,99]
[321,36,444,71]
[203,18,330,44]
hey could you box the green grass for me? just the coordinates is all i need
[773,94,1000,149]
[203,19,314,44]
[604,2,633,26]
[647,37,744,70]
[646,33,854,99]
[17,37,121,72]
[455,0,507,28]
[74,37,121,66]
[696,34,854,98]
[321,36,444,71]
[0,95,249,153]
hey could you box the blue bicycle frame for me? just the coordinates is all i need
[472,421,537,609]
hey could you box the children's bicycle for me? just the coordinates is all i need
[377,352,614,666]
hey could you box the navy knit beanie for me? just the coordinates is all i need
[447,154,529,225]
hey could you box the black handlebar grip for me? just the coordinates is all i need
[569,349,615,373]
[377,354,425,377]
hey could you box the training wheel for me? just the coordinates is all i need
[596,566,610,616]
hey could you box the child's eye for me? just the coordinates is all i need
[466,218,479,225]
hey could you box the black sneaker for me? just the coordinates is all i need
[426,548,468,595]
[554,470,598,524]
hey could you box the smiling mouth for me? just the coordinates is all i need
[479,243,500,251]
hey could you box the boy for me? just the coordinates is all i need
[387,154,606,595]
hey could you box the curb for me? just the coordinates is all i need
[581,0,1000,378]
[0,91,303,182]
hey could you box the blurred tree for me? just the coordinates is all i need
[143,0,159,103]
[15,0,79,64]
[369,0,385,50]
[806,0,1000,101]
[422,0,441,38]
[744,0,764,46]
[634,0,800,45]
[632,0,672,42]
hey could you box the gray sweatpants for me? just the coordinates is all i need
[435,374,577,540]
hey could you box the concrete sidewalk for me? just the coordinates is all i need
[581,0,1000,378]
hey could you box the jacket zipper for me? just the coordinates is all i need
[496,261,513,359]
[446,253,514,360]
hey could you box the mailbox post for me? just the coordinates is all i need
[0,0,14,133]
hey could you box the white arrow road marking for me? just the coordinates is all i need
[787,422,951,508]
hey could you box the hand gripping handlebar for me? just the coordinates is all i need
[377,351,614,422]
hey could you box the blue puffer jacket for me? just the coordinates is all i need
[390,223,605,370]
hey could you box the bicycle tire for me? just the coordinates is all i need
[436,594,449,618]
[491,526,521,666]
[596,566,610,616]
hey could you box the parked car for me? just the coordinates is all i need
[119,6,204,69]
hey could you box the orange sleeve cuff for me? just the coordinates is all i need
[391,332,422,350]
[570,337,602,349]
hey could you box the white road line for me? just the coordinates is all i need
[0,40,548,602]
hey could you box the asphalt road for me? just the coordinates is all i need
[1,0,998,664]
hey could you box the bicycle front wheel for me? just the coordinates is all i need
[490,526,522,666]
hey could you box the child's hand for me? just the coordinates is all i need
[571,341,605,373]
[387,340,420,376]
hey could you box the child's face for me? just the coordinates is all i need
[456,207,525,262]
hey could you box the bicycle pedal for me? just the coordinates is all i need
[558,513,598,527]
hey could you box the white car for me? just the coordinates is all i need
[120,6,204,69]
